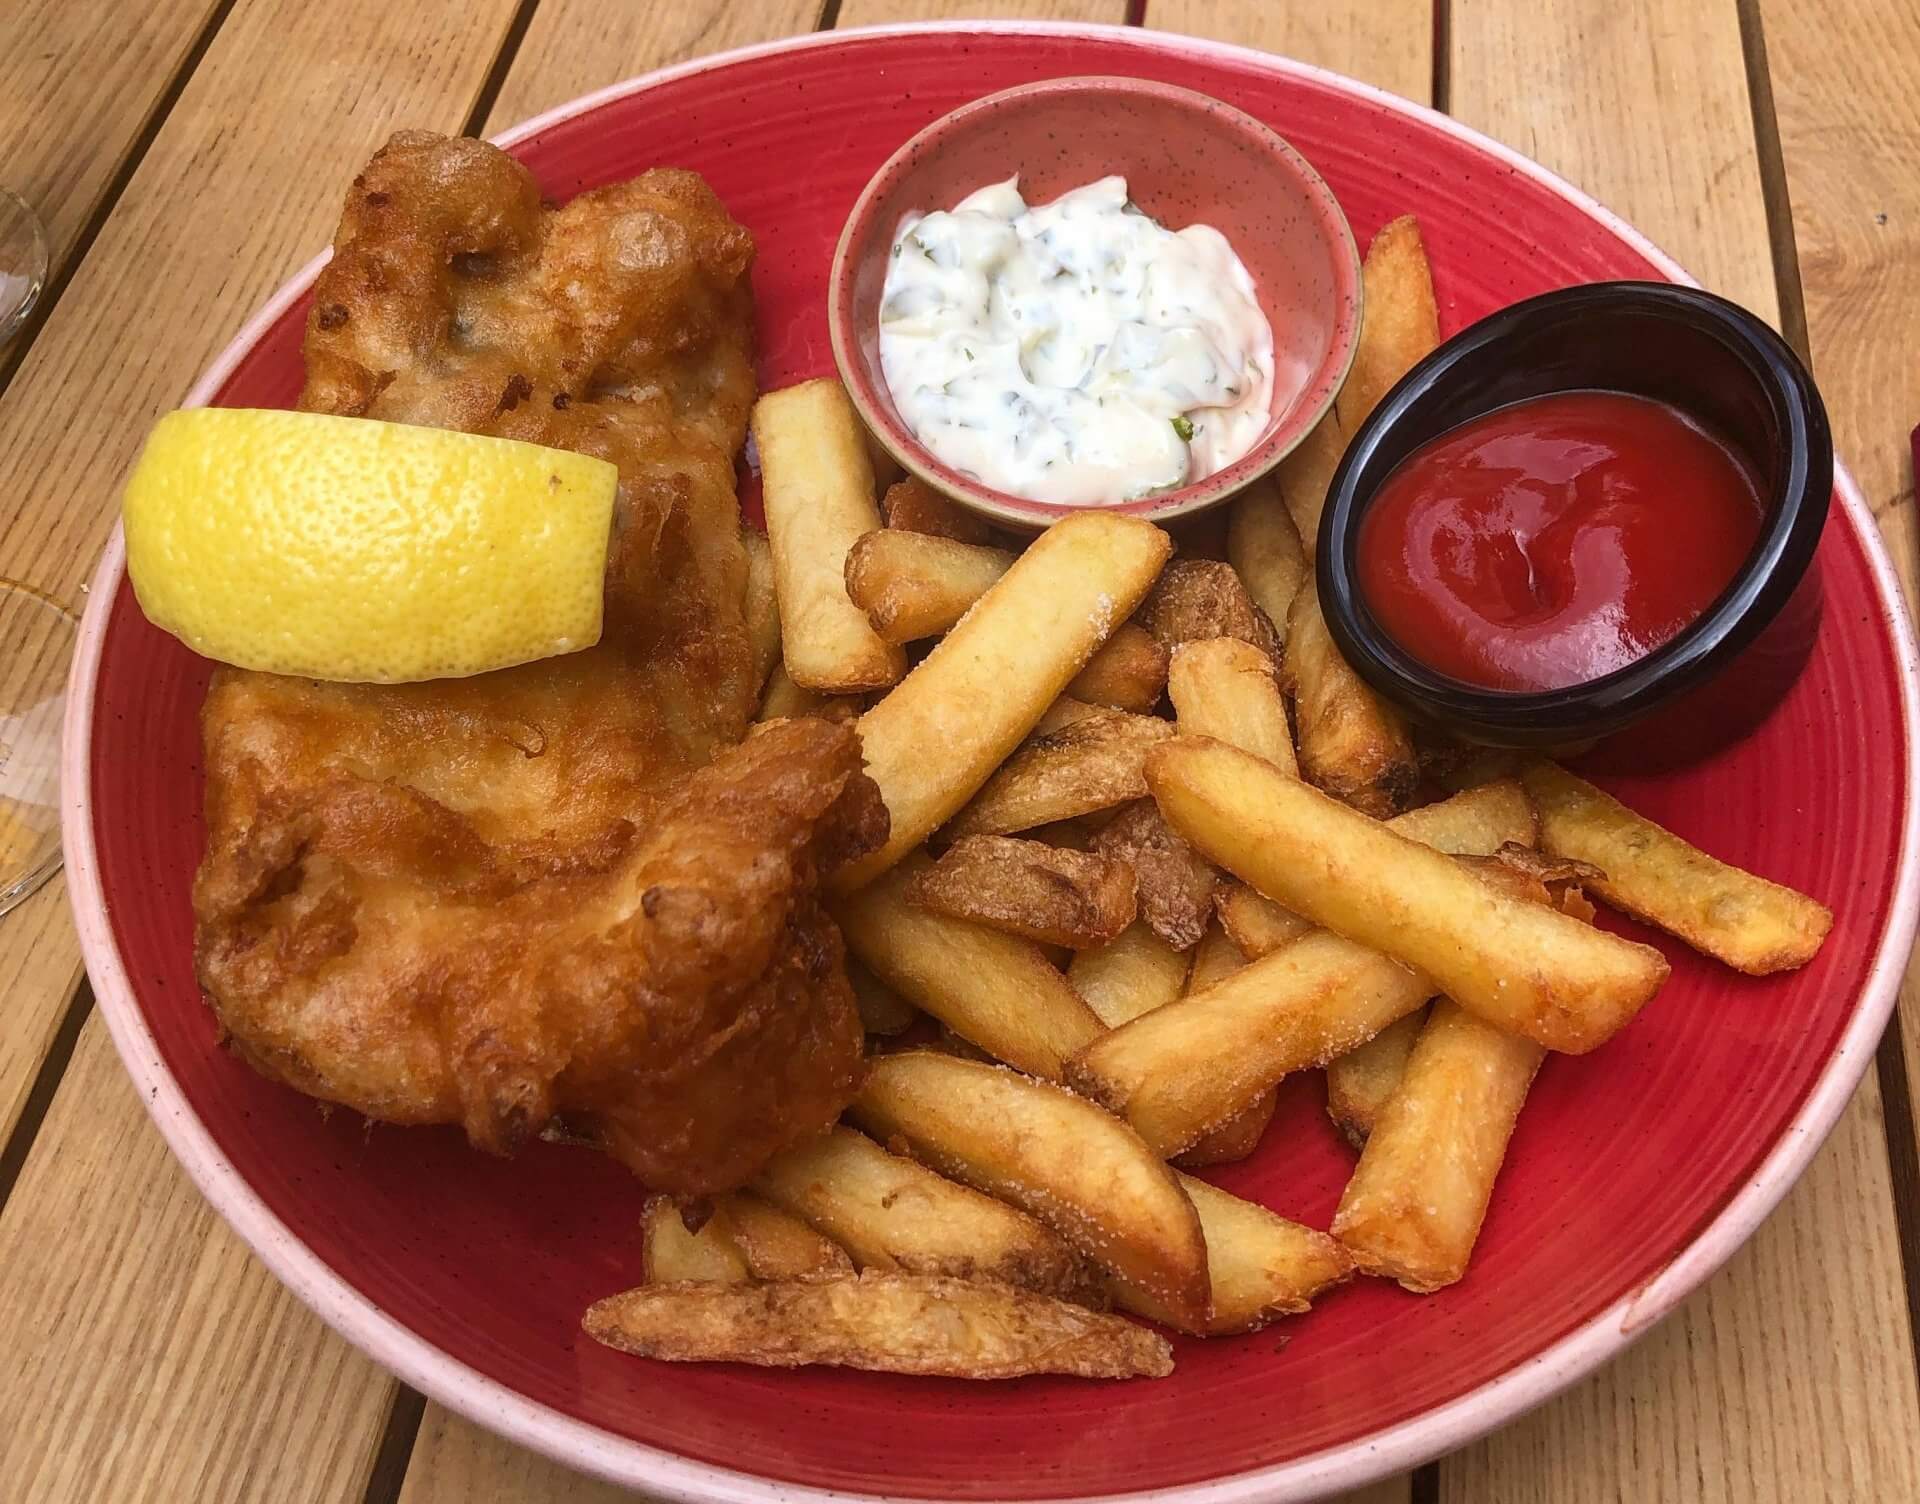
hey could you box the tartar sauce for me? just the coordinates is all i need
[878,175,1276,506]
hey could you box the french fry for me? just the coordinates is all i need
[844,530,1015,644]
[1324,1007,1428,1149]
[1332,1000,1545,1292]
[1484,843,1601,921]
[907,835,1137,949]
[1093,798,1218,951]
[724,1195,855,1280]
[1274,416,1346,560]
[1392,778,1538,853]
[1067,921,1190,1028]
[1334,215,1441,438]
[833,858,1102,1077]
[1169,636,1299,778]
[881,474,994,544]
[947,710,1175,839]
[742,530,781,693]
[1071,928,1435,1156]
[1138,559,1280,660]
[836,512,1173,889]
[752,379,905,692]
[848,958,918,1036]
[1216,781,1533,960]
[1067,624,1170,713]
[584,1272,1172,1379]
[1521,759,1832,974]
[1114,1174,1351,1335]
[642,1196,751,1284]
[1214,884,1312,959]
[1068,783,1554,1154]
[1033,696,1104,736]
[753,1127,1097,1301]
[1285,577,1418,817]
[757,662,862,724]
[1146,738,1670,1052]
[851,1051,1210,1325]
[1171,924,1277,1169]
[1226,479,1310,638]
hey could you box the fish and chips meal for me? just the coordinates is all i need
[119,122,1835,1382]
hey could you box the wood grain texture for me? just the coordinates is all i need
[1756,0,1920,1276]
[0,0,222,277]
[483,0,823,133]
[0,0,522,1497]
[0,875,83,1143]
[1141,0,1431,100]
[1440,1098,1920,1502]
[1442,2,1920,1493]
[834,0,1126,25]
[0,1016,398,1501]
[1451,0,1777,316]
[0,0,522,1178]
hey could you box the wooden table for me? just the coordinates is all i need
[2,2,1916,1499]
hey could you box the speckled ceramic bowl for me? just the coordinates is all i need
[829,74,1362,530]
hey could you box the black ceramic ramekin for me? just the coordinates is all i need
[1315,281,1832,750]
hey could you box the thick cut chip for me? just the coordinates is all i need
[753,379,905,692]
[1113,1174,1351,1336]
[1325,1007,1428,1149]
[585,1272,1172,1379]
[1332,1000,1545,1292]
[851,1051,1210,1325]
[834,858,1102,1078]
[907,835,1137,949]
[948,710,1176,839]
[754,1126,1097,1300]
[837,512,1172,889]
[1093,798,1219,951]
[1285,577,1418,817]
[1521,759,1831,973]
[1146,738,1668,1052]
[1068,624,1171,713]
[844,530,1015,644]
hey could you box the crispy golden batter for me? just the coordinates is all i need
[195,132,880,1195]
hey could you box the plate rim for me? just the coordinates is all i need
[59,19,1920,1504]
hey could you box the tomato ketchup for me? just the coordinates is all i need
[1355,391,1764,692]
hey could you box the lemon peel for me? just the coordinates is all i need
[123,409,615,682]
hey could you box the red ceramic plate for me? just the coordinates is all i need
[63,22,1920,1504]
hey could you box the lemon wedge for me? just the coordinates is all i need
[122,409,616,682]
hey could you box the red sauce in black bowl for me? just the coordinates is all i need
[1355,391,1765,693]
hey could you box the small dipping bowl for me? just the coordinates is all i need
[830,75,1362,531]
[1317,281,1833,754]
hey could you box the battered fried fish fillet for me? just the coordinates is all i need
[194,132,879,1195]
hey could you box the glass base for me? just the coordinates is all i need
[0,584,77,917]
[0,189,49,346]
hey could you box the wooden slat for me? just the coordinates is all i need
[834,0,1123,25]
[1142,0,1431,100]
[0,1016,397,1500]
[0,0,223,283]
[0,877,84,1141]
[0,0,524,1498]
[0,0,520,1144]
[1441,4,1920,1493]
[484,0,822,132]
[1756,0,1920,1273]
